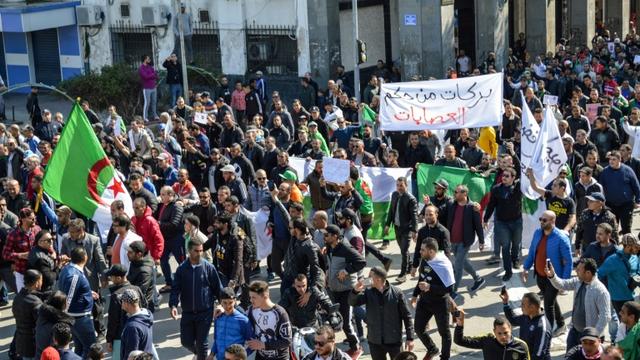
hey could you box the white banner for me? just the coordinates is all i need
[519,92,542,199]
[530,106,568,188]
[379,73,504,131]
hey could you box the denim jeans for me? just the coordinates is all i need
[493,219,523,275]
[181,310,214,360]
[72,315,97,358]
[160,238,185,288]
[452,243,479,291]
[143,88,158,121]
[169,84,182,107]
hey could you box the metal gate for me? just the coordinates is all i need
[32,29,61,85]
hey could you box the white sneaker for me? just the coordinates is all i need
[397,275,407,283]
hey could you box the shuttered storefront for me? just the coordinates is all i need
[32,29,61,85]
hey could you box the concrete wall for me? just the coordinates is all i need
[82,0,308,75]
[475,0,509,70]
[339,5,385,71]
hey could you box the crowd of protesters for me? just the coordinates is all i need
[2,19,640,360]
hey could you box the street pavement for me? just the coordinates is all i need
[0,209,638,360]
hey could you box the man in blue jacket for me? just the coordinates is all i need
[598,150,640,234]
[501,291,552,360]
[58,247,97,358]
[209,287,253,360]
[521,210,572,337]
[120,288,156,359]
[170,240,223,360]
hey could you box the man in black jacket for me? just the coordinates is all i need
[445,185,485,295]
[281,218,323,295]
[129,174,159,212]
[279,274,335,329]
[156,186,185,293]
[184,188,217,237]
[384,177,418,283]
[12,269,44,360]
[412,239,455,360]
[126,241,156,313]
[105,264,147,355]
[454,314,530,360]
[349,266,415,360]
[501,291,552,360]
[413,205,451,274]
[162,53,183,107]
[27,229,57,292]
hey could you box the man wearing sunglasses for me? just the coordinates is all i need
[301,326,350,360]
[522,210,573,338]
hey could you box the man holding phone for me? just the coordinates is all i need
[500,291,552,360]
[411,238,455,360]
[521,210,573,337]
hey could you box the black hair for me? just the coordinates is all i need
[70,246,87,264]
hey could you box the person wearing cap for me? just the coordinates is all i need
[545,257,610,349]
[483,166,523,281]
[151,152,178,188]
[324,224,366,357]
[220,163,248,205]
[35,108,61,143]
[27,229,57,293]
[599,150,640,234]
[120,288,157,360]
[126,240,156,313]
[208,287,252,360]
[279,170,303,203]
[306,121,330,156]
[565,327,604,360]
[169,240,222,360]
[575,191,617,253]
[106,264,147,359]
[574,166,603,215]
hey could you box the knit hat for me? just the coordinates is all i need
[118,288,140,304]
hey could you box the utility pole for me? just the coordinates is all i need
[176,0,190,105]
[352,0,360,101]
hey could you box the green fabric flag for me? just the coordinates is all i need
[43,103,133,229]
[360,104,376,137]
[312,132,331,156]
[416,164,495,203]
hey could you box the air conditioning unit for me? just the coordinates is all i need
[141,6,170,27]
[248,42,269,61]
[76,5,103,26]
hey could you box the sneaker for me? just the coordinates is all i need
[512,259,521,269]
[470,278,486,292]
[423,348,440,360]
[552,324,567,336]
[383,258,393,272]
[380,243,389,250]
[485,255,500,265]
[397,274,407,283]
[346,347,363,360]
[501,273,512,282]
[267,272,275,282]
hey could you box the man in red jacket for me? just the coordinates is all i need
[131,197,164,263]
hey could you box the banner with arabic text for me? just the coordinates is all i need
[379,73,504,131]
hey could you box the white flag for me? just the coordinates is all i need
[519,92,542,199]
[530,106,568,188]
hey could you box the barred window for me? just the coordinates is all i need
[246,25,298,76]
[110,20,153,69]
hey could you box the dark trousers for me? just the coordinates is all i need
[270,240,288,278]
[92,296,105,336]
[72,315,97,358]
[415,297,451,359]
[180,310,214,360]
[395,227,411,276]
[369,342,401,360]
[608,202,634,234]
[536,275,564,328]
[364,241,388,264]
[160,239,185,287]
[330,290,359,350]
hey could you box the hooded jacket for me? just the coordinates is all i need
[12,287,44,357]
[132,206,165,260]
[127,254,156,313]
[121,308,156,359]
[35,303,75,359]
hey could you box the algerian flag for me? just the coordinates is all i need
[519,91,542,199]
[360,104,376,137]
[530,106,568,189]
[43,103,134,239]
[289,157,412,240]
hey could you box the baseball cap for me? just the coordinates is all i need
[157,153,170,161]
[325,224,341,236]
[127,240,147,254]
[579,327,599,342]
[201,91,210,98]
[256,70,263,76]
[118,288,140,304]
[105,264,128,277]
[433,179,449,189]
[279,170,298,182]
[585,192,605,202]
[310,106,320,113]
[221,164,236,172]
[220,287,237,300]
[307,121,318,127]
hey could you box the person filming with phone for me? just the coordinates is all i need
[500,291,552,360]
[545,257,611,351]
[453,311,530,359]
